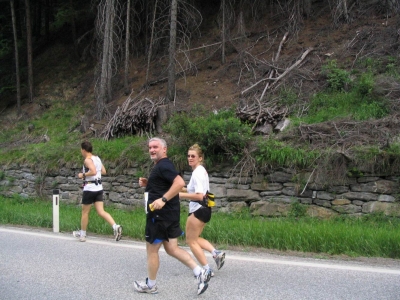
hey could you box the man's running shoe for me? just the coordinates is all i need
[200,267,212,283]
[72,230,86,242]
[114,225,123,241]
[214,250,225,270]
[195,267,211,295]
[197,280,208,295]
[133,278,158,294]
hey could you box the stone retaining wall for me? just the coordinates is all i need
[1,164,400,218]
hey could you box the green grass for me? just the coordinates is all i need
[92,136,148,166]
[1,195,400,259]
[199,213,400,258]
[254,138,319,169]
[0,100,149,173]
[294,91,389,125]
[0,195,147,240]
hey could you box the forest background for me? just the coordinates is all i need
[0,0,400,179]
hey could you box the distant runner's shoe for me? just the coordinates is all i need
[213,250,225,270]
[114,225,123,241]
[72,230,86,242]
[133,278,158,294]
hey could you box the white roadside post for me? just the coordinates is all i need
[53,189,60,233]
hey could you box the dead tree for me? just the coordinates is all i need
[94,0,124,120]
[146,0,158,84]
[144,0,202,92]
[10,0,21,115]
[123,0,131,94]
[25,0,34,103]
[221,0,226,65]
[166,0,178,102]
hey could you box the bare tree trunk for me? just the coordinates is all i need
[341,0,349,23]
[96,0,115,119]
[302,0,312,18]
[166,0,177,102]
[11,0,21,115]
[107,2,115,103]
[144,0,149,54]
[146,0,158,83]
[25,0,34,103]
[45,0,49,41]
[123,0,131,93]
[386,0,400,14]
[34,0,42,38]
[69,0,78,56]
[237,10,245,36]
[221,0,226,65]
[94,0,124,120]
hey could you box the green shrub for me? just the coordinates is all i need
[164,106,253,166]
[359,57,378,69]
[355,71,374,97]
[322,60,351,92]
[383,56,399,78]
[279,88,298,106]
[288,201,307,218]
[353,101,388,121]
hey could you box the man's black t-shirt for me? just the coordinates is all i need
[146,157,180,221]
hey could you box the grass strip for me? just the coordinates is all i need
[1,195,399,259]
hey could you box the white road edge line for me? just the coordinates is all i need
[1,227,400,275]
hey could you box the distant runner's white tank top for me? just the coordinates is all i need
[83,156,103,192]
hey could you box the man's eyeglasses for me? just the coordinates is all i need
[187,154,196,158]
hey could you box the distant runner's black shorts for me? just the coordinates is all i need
[189,206,212,223]
[82,190,104,205]
[145,218,183,244]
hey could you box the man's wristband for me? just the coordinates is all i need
[162,196,168,203]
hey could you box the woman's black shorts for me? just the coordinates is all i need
[189,206,212,223]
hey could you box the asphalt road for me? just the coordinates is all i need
[1,226,399,300]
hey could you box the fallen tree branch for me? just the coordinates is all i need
[269,47,314,90]
[241,32,288,96]
[274,32,288,62]
[240,74,275,95]
[300,168,315,195]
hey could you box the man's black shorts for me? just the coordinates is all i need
[189,206,212,223]
[145,218,183,244]
[82,190,104,205]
